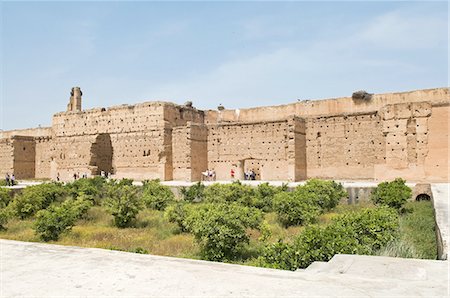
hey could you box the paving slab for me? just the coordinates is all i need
[1,240,448,297]
[431,183,449,260]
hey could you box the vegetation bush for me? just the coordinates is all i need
[272,191,321,227]
[164,202,191,232]
[260,206,399,270]
[0,179,17,186]
[203,181,256,207]
[141,180,174,211]
[180,182,205,202]
[183,203,262,261]
[103,185,142,228]
[371,178,412,210]
[377,201,437,259]
[0,188,12,208]
[34,197,93,241]
[253,183,286,212]
[0,206,13,230]
[11,183,66,219]
[65,177,106,203]
[300,179,347,211]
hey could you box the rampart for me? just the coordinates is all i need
[0,87,448,182]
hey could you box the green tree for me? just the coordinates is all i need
[299,179,347,211]
[103,185,142,228]
[273,191,321,227]
[141,179,174,211]
[204,181,256,207]
[11,183,66,219]
[34,197,92,241]
[184,203,262,261]
[371,178,412,210]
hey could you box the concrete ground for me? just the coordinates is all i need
[431,184,449,260]
[1,239,448,297]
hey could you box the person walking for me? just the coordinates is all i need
[10,174,15,186]
[5,173,10,186]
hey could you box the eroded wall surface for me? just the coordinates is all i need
[0,87,448,182]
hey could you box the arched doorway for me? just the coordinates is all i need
[415,194,431,201]
[90,134,113,175]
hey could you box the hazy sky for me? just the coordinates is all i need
[1,1,448,130]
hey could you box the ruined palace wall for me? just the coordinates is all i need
[35,137,53,179]
[50,102,205,180]
[12,136,36,179]
[52,103,168,180]
[306,113,385,180]
[207,120,295,181]
[424,105,449,181]
[204,88,448,123]
[0,139,14,178]
[0,127,52,139]
[172,123,208,181]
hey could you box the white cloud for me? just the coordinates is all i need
[358,10,447,49]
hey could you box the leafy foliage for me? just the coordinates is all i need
[272,191,321,227]
[272,179,348,227]
[65,178,104,204]
[142,180,174,211]
[260,206,399,270]
[103,185,142,228]
[164,201,191,232]
[34,197,93,241]
[203,181,256,207]
[300,179,347,211]
[11,183,66,219]
[371,178,412,210]
[253,183,285,212]
[183,203,262,261]
[0,188,12,208]
[180,182,205,202]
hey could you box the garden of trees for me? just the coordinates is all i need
[0,177,437,270]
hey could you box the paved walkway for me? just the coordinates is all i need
[1,240,448,297]
[431,184,449,260]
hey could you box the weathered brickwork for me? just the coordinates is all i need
[0,87,448,182]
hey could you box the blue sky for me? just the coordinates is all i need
[1,1,448,130]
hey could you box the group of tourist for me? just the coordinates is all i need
[229,168,258,180]
[4,173,16,186]
[244,169,257,180]
[202,169,216,181]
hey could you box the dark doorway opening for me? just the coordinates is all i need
[415,194,431,201]
[90,134,113,175]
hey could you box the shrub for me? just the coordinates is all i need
[253,183,285,212]
[180,182,205,202]
[0,206,13,230]
[65,178,105,202]
[183,203,262,261]
[103,185,142,228]
[142,180,174,211]
[11,183,66,219]
[0,188,12,208]
[299,179,347,211]
[260,207,399,270]
[204,181,256,207]
[164,202,190,232]
[34,197,92,241]
[273,191,321,227]
[371,178,412,210]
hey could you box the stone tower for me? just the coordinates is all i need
[67,87,82,112]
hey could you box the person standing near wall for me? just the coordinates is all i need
[230,168,235,180]
[5,173,10,186]
[10,174,15,186]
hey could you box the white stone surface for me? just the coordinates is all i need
[1,240,448,297]
[431,183,449,260]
